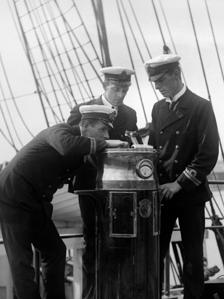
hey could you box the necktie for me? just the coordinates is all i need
[169,101,176,111]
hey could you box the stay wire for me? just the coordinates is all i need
[46,3,89,102]
[34,0,74,109]
[128,0,151,58]
[0,93,18,149]
[54,1,103,95]
[91,0,112,66]
[24,0,65,122]
[0,54,33,139]
[13,0,50,127]
[150,0,166,46]
[157,0,187,86]
[204,0,224,87]
[211,171,224,212]
[125,0,160,102]
[54,2,95,100]
[186,0,224,163]
[0,128,19,152]
[39,0,75,107]
[0,60,23,146]
[72,0,103,66]
[116,0,148,123]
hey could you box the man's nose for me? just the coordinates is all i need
[117,91,126,98]
[155,82,160,90]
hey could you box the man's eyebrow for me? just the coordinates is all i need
[155,72,169,83]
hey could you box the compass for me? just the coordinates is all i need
[136,159,153,179]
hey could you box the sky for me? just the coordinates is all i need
[1,0,224,163]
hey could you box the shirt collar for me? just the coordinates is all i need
[102,94,114,108]
[102,94,118,116]
[166,84,186,103]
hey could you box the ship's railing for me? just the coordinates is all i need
[164,179,224,297]
[0,233,83,295]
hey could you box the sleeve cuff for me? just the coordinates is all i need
[89,138,107,154]
[89,138,96,154]
[177,168,202,192]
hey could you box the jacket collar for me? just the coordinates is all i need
[165,83,187,104]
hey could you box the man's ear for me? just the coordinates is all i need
[174,66,181,78]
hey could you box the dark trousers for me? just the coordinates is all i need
[0,203,66,299]
[79,194,98,299]
[160,200,205,299]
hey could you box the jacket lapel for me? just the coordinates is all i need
[159,89,192,130]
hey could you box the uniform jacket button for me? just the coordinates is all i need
[174,160,178,163]
[159,145,163,149]
[176,130,180,135]
[175,145,179,149]
[160,130,164,135]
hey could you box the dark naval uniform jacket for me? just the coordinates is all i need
[149,88,219,204]
[67,96,138,140]
[0,124,107,217]
[67,96,138,189]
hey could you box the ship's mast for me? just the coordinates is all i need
[91,0,112,67]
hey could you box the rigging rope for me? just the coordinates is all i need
[0,61,23,146]
[32,0,74,110]
[0,95,18,149]
[91,0,111,67]
[157,0,187,86]
[46,4,90,102]
[0,91,37,103]
[186,0,224,164]
[54,1,103,92]
[150,0,166,46]
[0,128,18,152]
[128,0,151,58]
[124,0,160,102]
[39,0,75,107]
[72,0,103,66]
[204,0,224,87]
[0,54,34,138]
[25,0,65,122]
[186,0,224,220]
[54,2,95,100]
[116,0,148,123]
[13,0,50,127]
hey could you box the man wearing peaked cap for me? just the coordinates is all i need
[68,66,136,126]
[100,66,135,86]
[0,104,127,299]
[144,53,219,298]
[79,104,116,129]
[145,53,181,82]
[67,66,138,299]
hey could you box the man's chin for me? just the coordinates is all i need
[115,102,123,106]
[160,92,169,98]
